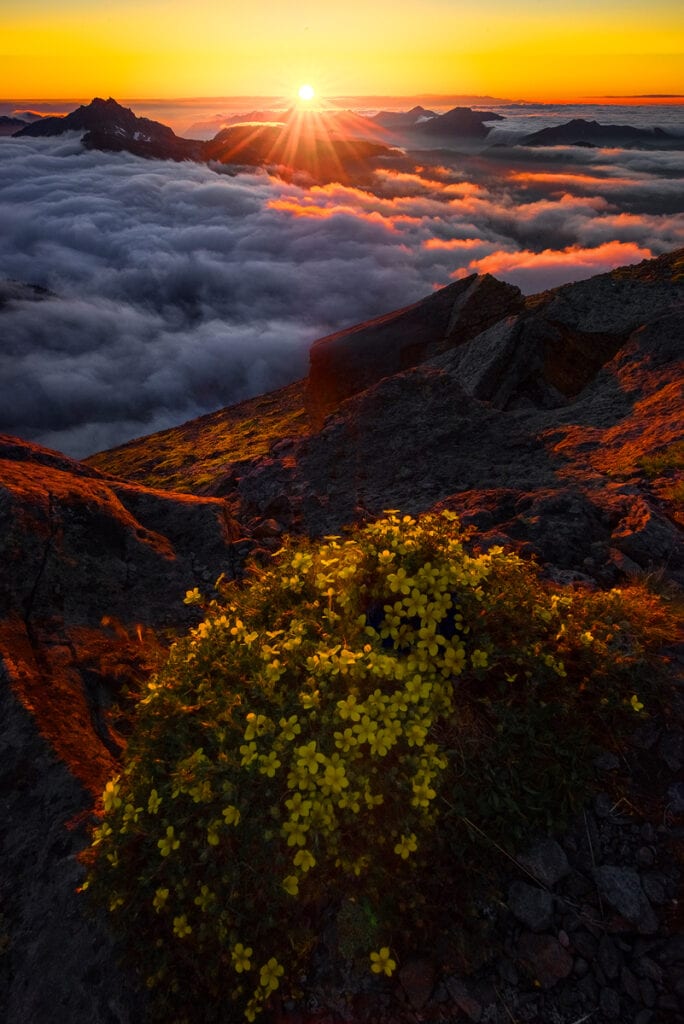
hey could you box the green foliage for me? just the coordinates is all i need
[83,511,670,1022]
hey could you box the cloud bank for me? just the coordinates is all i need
[0,134,682,457]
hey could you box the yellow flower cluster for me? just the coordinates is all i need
[87,509,666,1023]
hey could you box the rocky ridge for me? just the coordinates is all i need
[1,249,683,1022]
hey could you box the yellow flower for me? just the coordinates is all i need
[102,778,122,813]
[323,757,349,793]
[334,727,356,752]
[471,649,488,668]
[158,825,180,857]
[370,947,396,976]
[293,848,316,872]
[630,694,644,712]
[147,788,162,814]
[153,887,169,912]
[279,715,301,741]
[394,833,418,859]
[296,741,325,774]
[231,942,253,973]
[354,715,378,744]
[285,793,312,819]
[282,874,299,896]
[244,713,270,741]
[244,997,262,1022]
[222,804,241,826]
[194,885,214,911]
[282,819,309,847]
[258,751,281,778]
[336,694,362,721]
[240,741,258,767]
[207,823,220,846]
[183,587,202,605]
[259,957,284,993]
[411,781,436,808]
[173,914,192,938]
[122,802,142,825]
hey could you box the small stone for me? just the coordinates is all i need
[507,881,554,932]
[635,846,655,868]
[598,935,622,980]
[635,957,663,983]
[600,986,621,1020]
[558,929,570,948]
[640,823,655,843]
[593,865,658,934]
[517,932,573,989]
[398,958,435,1010]
[445,978,482,1022]
[641,873,666,905]
[620,964,641,1002]
[634,1011,653,1024]
[516,838,571,888]
[571,930,598,960]
[574,957,589,978]
[595,792,614,818]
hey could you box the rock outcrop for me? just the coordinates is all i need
[0,435,248,1021]
[308,273,523,422]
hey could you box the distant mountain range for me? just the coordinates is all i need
[13,98,682,170]
[519,116,684,150]
[14,97,397,182]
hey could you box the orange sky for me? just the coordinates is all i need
[2,0,683,101]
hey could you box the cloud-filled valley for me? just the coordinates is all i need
[0,130,683,457]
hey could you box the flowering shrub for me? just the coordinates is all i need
[83,511,670,1022]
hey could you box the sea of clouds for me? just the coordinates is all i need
[1,125,683,457]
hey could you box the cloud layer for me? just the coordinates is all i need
[0,134,682,457]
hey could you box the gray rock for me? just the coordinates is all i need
[593,866,659,933]
[445,977,482,1021]
[641,873,666,905]
[517,933,573,989]
[507,881,555,932]
[516,838,571,888]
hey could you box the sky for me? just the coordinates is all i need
[2,0,683,101]
[1,132,682,456]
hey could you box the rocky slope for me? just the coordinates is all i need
[0,435,250,1022]
[1,249,683,1023]
[93,249,684,587]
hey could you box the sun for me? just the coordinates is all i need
[298,83,315,102]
